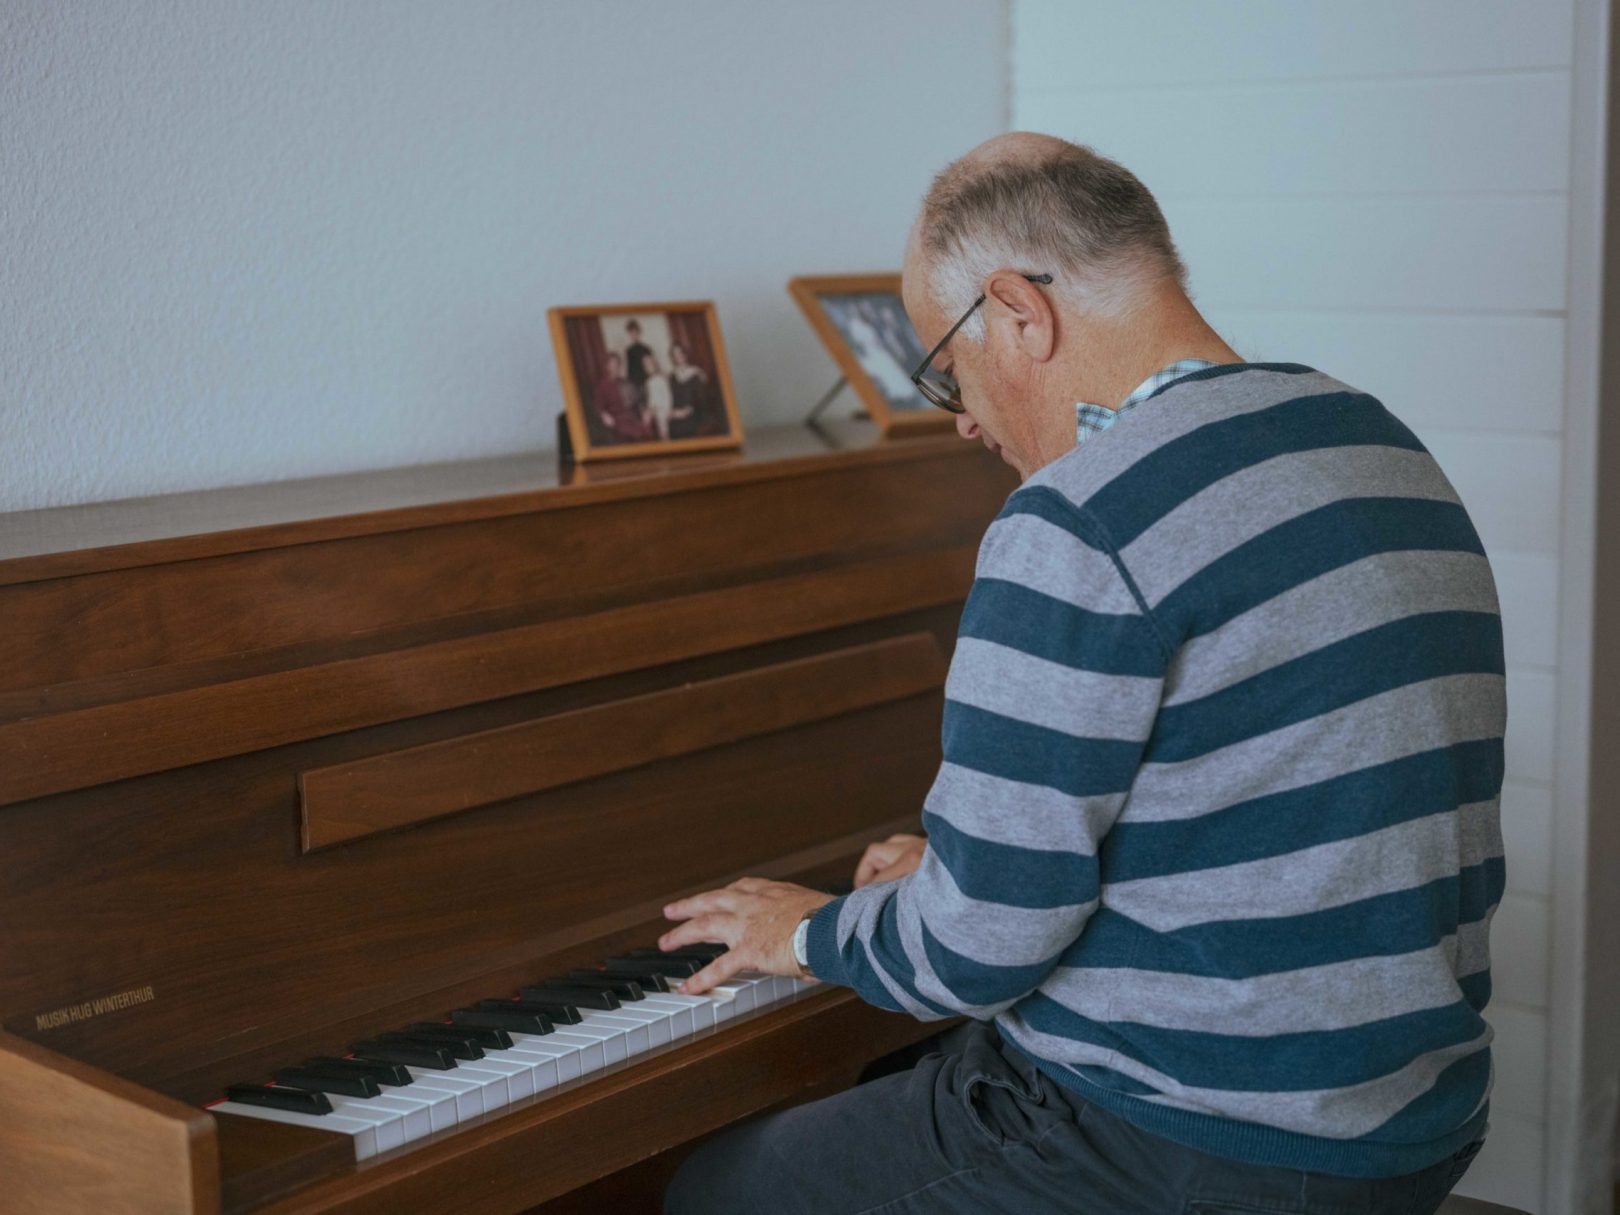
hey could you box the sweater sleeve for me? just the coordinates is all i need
[806,487,1170,1020]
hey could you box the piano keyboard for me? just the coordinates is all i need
[208,944,817,1161]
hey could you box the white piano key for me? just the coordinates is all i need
[596,1005,669,1048]
[562,1016,632,1065]
[705,989,738,1022]
[403,1068,484,1120]
[332,1094,431,1146]
[754,974,796,1002]
[216,942,829,1167]
[295,1094,404,1153]
[506,1033,584,1084]
[723,973,779,1008]
[708,980,755,1013]
[482,1047,560,1095]
[212,1101,381,1161]
[448,1059,519,1108]
[545,1030,607,1074]
[586,1010,652,1054]
[466,1052,544,1099]
[378,1080,459,1132]
[638,997,703,1036]
[369,1093,436,1142]
[493,1057,546,1101]
[642,991,712,1032]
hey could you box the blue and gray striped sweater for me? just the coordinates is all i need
[806,363,1506,1178]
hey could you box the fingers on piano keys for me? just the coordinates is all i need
[208,943,819,1160]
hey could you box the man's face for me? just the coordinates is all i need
[607,355,623,377]
[627,324,641,341]
[901,260,1030,477]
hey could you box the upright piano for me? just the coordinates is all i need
[0,421,1014,1213]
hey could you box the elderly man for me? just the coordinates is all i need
[660,133,1501,1213]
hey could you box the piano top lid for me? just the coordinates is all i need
[0,420,978,587]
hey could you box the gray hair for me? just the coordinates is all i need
[917,139,1185,341]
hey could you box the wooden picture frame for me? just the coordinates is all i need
[788,274,955,435]
[549,300,745,462]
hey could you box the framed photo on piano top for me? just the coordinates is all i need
[788,273,955,436]
[549,300,745,462]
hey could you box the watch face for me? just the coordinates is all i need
[793,918,811,966]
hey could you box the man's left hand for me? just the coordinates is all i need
[659,878,833,996]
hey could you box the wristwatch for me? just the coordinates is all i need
[791,909,816,976]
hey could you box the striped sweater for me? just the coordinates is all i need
[806,363,1506,1178]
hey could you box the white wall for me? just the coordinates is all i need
[1013,2,1593,1211]
[0,0,1008,513]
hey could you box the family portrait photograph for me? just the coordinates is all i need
[789,274,955,434]
[550,301,743,461]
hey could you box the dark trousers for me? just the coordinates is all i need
[664,1021,1482,1215]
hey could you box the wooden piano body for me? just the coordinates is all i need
[0,423,1014,1213]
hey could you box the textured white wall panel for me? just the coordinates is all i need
[1204,310,1566,434]
[1492,893,1553,1014]
[1488,1003,1550,1121]
[1453,1110,1546,1210]
[1019,73,1572,196]
[0,1,1007,512]
[1162,195,1569,313]
[1490,552,1561,671]
[1500,780,1555,899]
[1015,0,1572,87]
[1421,431,1564,556]
[1505,670,1559,786]
[1015,3,1577,1206]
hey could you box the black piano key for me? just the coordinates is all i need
[274,1068,381,1099]
[501,998,588,1023]
[517,985,620,1010]
[627,945,725,963]
[225,1083,334,1115]
[452,1008,553,1036]
[305,1056,414,1087]
[378,1031,484,1061]
[553,974,645,1000]
[614,953,705,977]
[594,961,674,991]
[652,942,727,958]
[407,1022,512,1050]
[477,997,582,1025]
[350,1040,456,1070]
[592,965,673,991]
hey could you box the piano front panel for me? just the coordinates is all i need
[2,608,959,1102]
[0,444,1008,702]
[0,426,1017,1213]
[297,631,949,851]
[0,545,977,808]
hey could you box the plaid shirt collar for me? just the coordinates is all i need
[1075,359,1218,445]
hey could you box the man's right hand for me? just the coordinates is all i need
[853,833,927,889]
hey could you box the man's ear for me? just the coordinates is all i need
[983,270,1057,363]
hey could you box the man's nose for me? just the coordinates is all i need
[955,412,980,441]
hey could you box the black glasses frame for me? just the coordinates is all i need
[909,273,1053,413]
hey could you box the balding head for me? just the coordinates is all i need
[947,130,1070,174]
[905,132,1185,342]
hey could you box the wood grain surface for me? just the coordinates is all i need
[0,422,1016,1213]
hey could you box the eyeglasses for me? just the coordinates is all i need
[910,273,1054,413]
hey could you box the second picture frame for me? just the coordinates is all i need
[789,273,954,435]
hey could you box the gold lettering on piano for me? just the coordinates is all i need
[34,985,155,1031]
